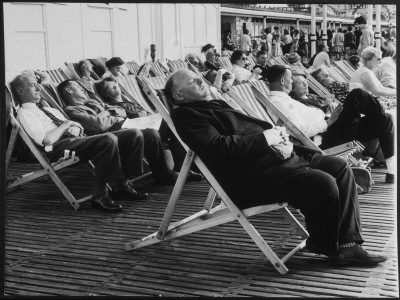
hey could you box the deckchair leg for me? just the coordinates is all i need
[203,188,217,211]
[6,123,19,174]
[280,207,309,239]
[156,150,195,240]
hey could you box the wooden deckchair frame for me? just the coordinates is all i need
[5,86,91,210]
[126,77,310,275]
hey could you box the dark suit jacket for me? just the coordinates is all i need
[171,100,309,208]
[253,64,269,79]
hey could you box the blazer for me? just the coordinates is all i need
[171,100,309,208]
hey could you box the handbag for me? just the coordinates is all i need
[351,166,374,194]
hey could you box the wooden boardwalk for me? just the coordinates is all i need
[5,162,398,297]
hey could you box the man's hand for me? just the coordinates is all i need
[326,104,343,127]
[263,126,290,146]
[252,67,262,75]
[65,126,81,137]
[108,107,127,118]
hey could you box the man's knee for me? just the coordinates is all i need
[142,128,161,143]
[102,133,119,149]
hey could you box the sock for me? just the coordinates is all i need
[339,242,356,248]
[386,156,396,175]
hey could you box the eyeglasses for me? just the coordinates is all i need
[241,57,248,61]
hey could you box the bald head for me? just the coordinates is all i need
[164,69,211,106]
[10,74,41,104]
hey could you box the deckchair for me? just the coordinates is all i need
[247,53,257,69]
[45,67,71,84]
[217,56,233,70]
[327,66,348,83]
[115,74,156,113]
[64,62,82,80]
[125,60,141,75]
[125,78,309,275]
[224,81,363,163]
[332,60,355,79]
[166,59,188,72]
[5,86,91,211]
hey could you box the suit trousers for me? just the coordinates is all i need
[320,88,395,159]
[251,154,364,252]
[48,132,126,186]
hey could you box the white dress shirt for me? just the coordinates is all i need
[17,102,67,146]
[269,91,328,138]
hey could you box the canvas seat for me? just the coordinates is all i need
[125,77,310,275]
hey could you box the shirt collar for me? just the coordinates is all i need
[269,91,290,98]
[21,102,39,109]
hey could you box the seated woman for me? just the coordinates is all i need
[349,55,361,69]
[230,50,262,84]
[102,57,126,79]
[310,66,350,103]
[309,43,331,69]
[204,51,222,71]
[349,46,396,97]
[374,41,396,89]
[77,59,98,91]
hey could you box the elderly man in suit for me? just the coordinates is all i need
[164,69,387,268]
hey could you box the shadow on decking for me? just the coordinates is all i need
[5,162,398,297]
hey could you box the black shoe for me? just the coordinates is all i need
[385,173,395,184]
[111,181,148,200]
[92,192,122,213]
[154,170,179,186]
[187,170,203,181]
[306,239,337,258]
[331,244,387,267]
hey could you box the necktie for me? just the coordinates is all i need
[37,103,65,126]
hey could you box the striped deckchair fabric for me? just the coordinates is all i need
[115,74,155,113]
[332,60,354,79]
[45,68,71,84]
[343,60,357,71]
[266,58,277,67]
[125,60,141,75]
[327,66,348,83]
[167,59,188,72]
[247,53,257,69]
[217,56,233,70]
[64,62,81,80]
[225,82,274,124]
[141,76,167,91]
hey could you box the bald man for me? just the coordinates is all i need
[163,69,387,268]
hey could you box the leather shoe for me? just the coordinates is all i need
[331,244,387,267]
[92,192,122,213]
[187,170,203,181]
[111,181,148,200]
[154,170,179,186]
[385,173,395,183]
[306,239,337,258]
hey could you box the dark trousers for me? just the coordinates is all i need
[320,88,395,159]
[139,128,171,177]
[250,154,363,252]
[48,132,126,185]
[159,120,194,172]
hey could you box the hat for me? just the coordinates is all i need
[105,57,125,69]
[286,53,301,64]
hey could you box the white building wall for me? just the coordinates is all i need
[3,2,221,73]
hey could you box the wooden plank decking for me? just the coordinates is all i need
[5,162,398,297]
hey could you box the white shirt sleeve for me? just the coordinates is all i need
[270,94,328,138]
